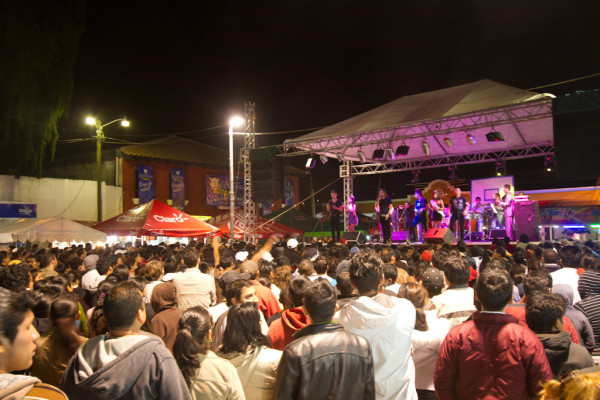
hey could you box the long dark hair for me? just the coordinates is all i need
[173,306,212,388]
[219,302,269,354]
[50,294,81,354]
[397,282,429,332]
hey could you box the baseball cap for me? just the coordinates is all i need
[421,267,444,287]
[287,238,299,249]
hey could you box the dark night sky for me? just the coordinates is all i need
[56,0,600,200]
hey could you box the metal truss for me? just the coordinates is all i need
[350,143,554,176]
[341,162,353,230]
[241,102,257,242]
[277,99,552,158]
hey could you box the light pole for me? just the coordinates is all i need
[228,116,244,244]
[86,117,130,222]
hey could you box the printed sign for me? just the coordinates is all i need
[205,175,243,207]
[0,203,37,218]
[137,165,154,204]
[171,168,185,211]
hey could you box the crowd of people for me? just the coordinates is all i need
[0,235,599,399]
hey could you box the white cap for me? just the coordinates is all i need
[287,238,299,249]
[235,251,249,262]
[262,252,274,262]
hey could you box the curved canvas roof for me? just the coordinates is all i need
[0,217,107,243]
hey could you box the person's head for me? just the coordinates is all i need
[523,270,553,299]
[348,249,383,295]
[539,370,600,400]
[240,260,259,280]
[288,276,311,308]
[475,267,513,311]
[558,246,582,269]
[303,279,337,323]
[143,260,164,281]
[182,247,199,269]
[298,259,314,277]
[454,187,461,197]
[220,302,268,354]
[503,184,511,194]
[379,188,387,198]
[494,193,500,200]
[271,265,291,289]
[542,248,559,264]
[526,292,566,334]
[96,256,113,276]
[475,196,481,204]
[227,279,257,307]
[1,262,33,291]
[313,258,328,275]
[349,195,355,204]
[103,282,145,333]
[49,294,79,329]
[420,267,445,297]
[0,288,38,373]
[336,271,355,297]
[382,263,398,286]
[397,282,428,331]
[433,190,439,199]
[441,257,470,285]
[415,189,422,200]
[173,306,212,388]
[331,190,338,200]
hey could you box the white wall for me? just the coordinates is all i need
[0,176,122,222]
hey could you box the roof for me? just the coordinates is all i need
[0,217,106,243]
[284,80,554,164]
[119,135,231,166]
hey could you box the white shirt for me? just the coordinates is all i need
[551,267,581,304]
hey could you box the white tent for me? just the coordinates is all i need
[0,217,106,244]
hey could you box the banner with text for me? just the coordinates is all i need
[205,175,243,207]
[137,165,154,204]
[171,168,185,211]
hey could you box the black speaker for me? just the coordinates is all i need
[342,231,364,245]
[250,147,284,202]
[424,228,455,244]
[514,201,540,242]
[489,229,507,239]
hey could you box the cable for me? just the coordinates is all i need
[527,72,600,91]
[52,180,86,218]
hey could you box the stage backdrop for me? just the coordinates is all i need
[471,176,515,205]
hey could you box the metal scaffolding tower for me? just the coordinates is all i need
[241,102,257,242]
[340,161,353,231]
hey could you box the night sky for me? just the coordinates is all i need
[57,1,600,201]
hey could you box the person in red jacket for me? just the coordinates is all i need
[434,267,552,400]
[268,276,311,350]
[240,260,281,320]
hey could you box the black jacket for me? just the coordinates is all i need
[273,322,375,400]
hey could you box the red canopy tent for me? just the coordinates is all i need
[209,209,304,240]
[93,200,220,237]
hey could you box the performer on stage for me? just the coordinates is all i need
[375,188,393,244]
[429,190,444,229]
[472,196,484,236]
[346,195,358,232]
[412,189,428,242]
[491,192,504,228]
[327,190,343,242]
[498,184,515,241]
[449,187,470,241]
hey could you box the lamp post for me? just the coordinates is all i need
[228,116,244,244]
[86,117,130,222]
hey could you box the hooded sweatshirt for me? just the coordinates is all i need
[0,374,67,400]
[574,270,600,359]
[537,331,595,378]
[60,332,191,400]
[552,284,595,352]
[267,306,308,350]
[149,282,182,353]
[335,293,418,400]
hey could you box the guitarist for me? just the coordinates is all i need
[375,188,393,244]
[412,189,428,242]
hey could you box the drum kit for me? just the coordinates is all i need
[463,203,503,241]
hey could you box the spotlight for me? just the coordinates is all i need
[357,151,366,163]
[384,148,394,160]
[320,155,328,164]
[336,153,344,162]
[448,166,458,180]
[443,137,453,147]
[544,156,555,172]
[372,149,385,160]
[395,145,410,156]
[412,170,421,184]
[421,141,430,155]
[495,160,506,176]
[306,157,316,169]
[466,134,476,145]
[486,130,505,142]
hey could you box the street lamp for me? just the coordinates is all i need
[228,116,244,244]
[86,117,130,222]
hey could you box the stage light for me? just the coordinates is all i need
[421,141,430,155]
[319,154,328,164]
[495,160,506,176]
[448,166,457,180]
[336,153,344,162]
[372,149,385,160]
[466,134,476,145]
[544,156,554,172]
[412,170,421,183]
[306,157,316,169]
[395,145,410,156]
[486,130,505,142]
[357,151,366,163]
[384,148,394,160]
[443,137,453,147]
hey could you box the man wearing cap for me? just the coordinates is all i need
[80,254,105,293]
[284,238,302,269]
[240,260,281,320]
